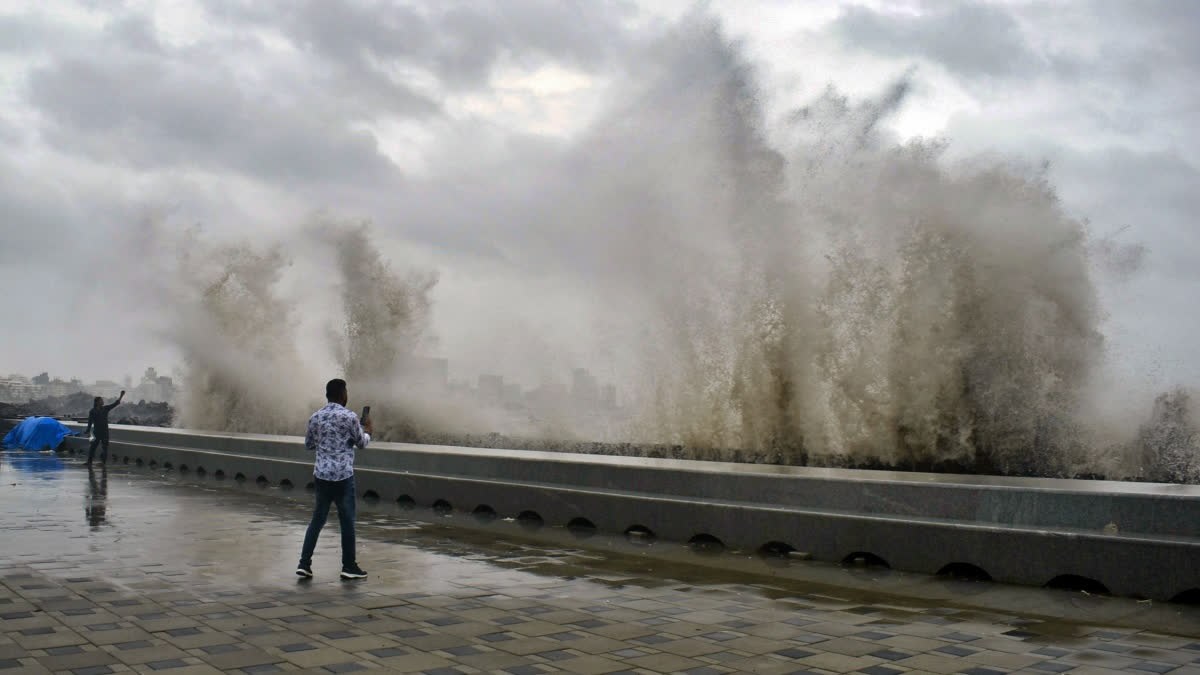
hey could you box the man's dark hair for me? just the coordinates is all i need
[326,378,347,401]
[93,397,103,407]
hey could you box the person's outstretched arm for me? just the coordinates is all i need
[104,391,126,411]
[352,414,371,449]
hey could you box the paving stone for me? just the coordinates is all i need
[625,652,706,671]
[15,628,88,650]
[34,646,120,672]
[323,662,366,673]
[72,666,115,675]
[197,643,241,655]
[277,645,357,668]
[363,651,454,670]
[451,650,535,671]
[199,647,283,671]
[1031,646,1072,658]
[1028,661,1076,672]
[85,627,156,646]
[111,644,192,665]
[962,649,1043,670]
[892,653,967,674]
[1127,662,1179,674]
[860,666,903,675]
[366,647,407,658]
[317,635,394,652]
[493,637,560,657]
[794,651,882,673]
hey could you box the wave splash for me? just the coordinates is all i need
[135,13,1189,481]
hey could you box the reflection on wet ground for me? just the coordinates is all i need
[84,466,107,529]
[3,449,1200,674]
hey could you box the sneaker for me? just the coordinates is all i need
[296,564,313,578]
[340,564,367,579]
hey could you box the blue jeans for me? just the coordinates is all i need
[299,475,357,568]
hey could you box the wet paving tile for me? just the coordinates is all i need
[2,447,1200,674]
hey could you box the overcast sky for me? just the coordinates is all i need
[1,0,1197,399]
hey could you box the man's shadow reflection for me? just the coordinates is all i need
[86,465,108,528]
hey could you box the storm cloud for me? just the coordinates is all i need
[1,0,1197,428]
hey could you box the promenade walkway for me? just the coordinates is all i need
[2,448,1199,675]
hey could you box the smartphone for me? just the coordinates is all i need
[361,405,370,421]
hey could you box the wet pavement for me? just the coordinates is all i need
[3,449,1200,675]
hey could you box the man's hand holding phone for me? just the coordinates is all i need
[361,406,373,436]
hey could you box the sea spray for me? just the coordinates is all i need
[1137,388,1200,483]
[322,222,451,440]
[168,229,313,434]
[130,219,441,437]
[573,15,1108,475]
[330,223,436,382]
[122,12,1195,481]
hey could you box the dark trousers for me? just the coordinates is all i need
[87,435,110,462]
[299,476,357,568]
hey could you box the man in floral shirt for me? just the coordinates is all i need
[297,378,373,579]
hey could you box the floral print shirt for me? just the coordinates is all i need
[306,402,370,481]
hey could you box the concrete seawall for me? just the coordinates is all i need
[54,422,1200,602]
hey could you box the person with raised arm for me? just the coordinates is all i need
[84,390,124,465]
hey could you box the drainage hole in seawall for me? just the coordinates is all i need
[567,518,596,539]
[1171,589,1200,605]
[624,525,656,545]
[687,533,724,556]
[517,511,544,530]
[937,562,992,582]
[1045,574,1109,595]
[842,552,889,569]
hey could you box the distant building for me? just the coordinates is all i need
[478,374,504,405]
[0,375,35,403]
[131,367,176,402]
[502,383,523,408]
[600,383,617,410]
[91,380,122,399]
[46,378,76,397]
[526,379,568,413]
[407,356,448,389]
[571,368,599,410]
[31,372,49,386]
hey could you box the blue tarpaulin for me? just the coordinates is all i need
[2,417,76,450]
